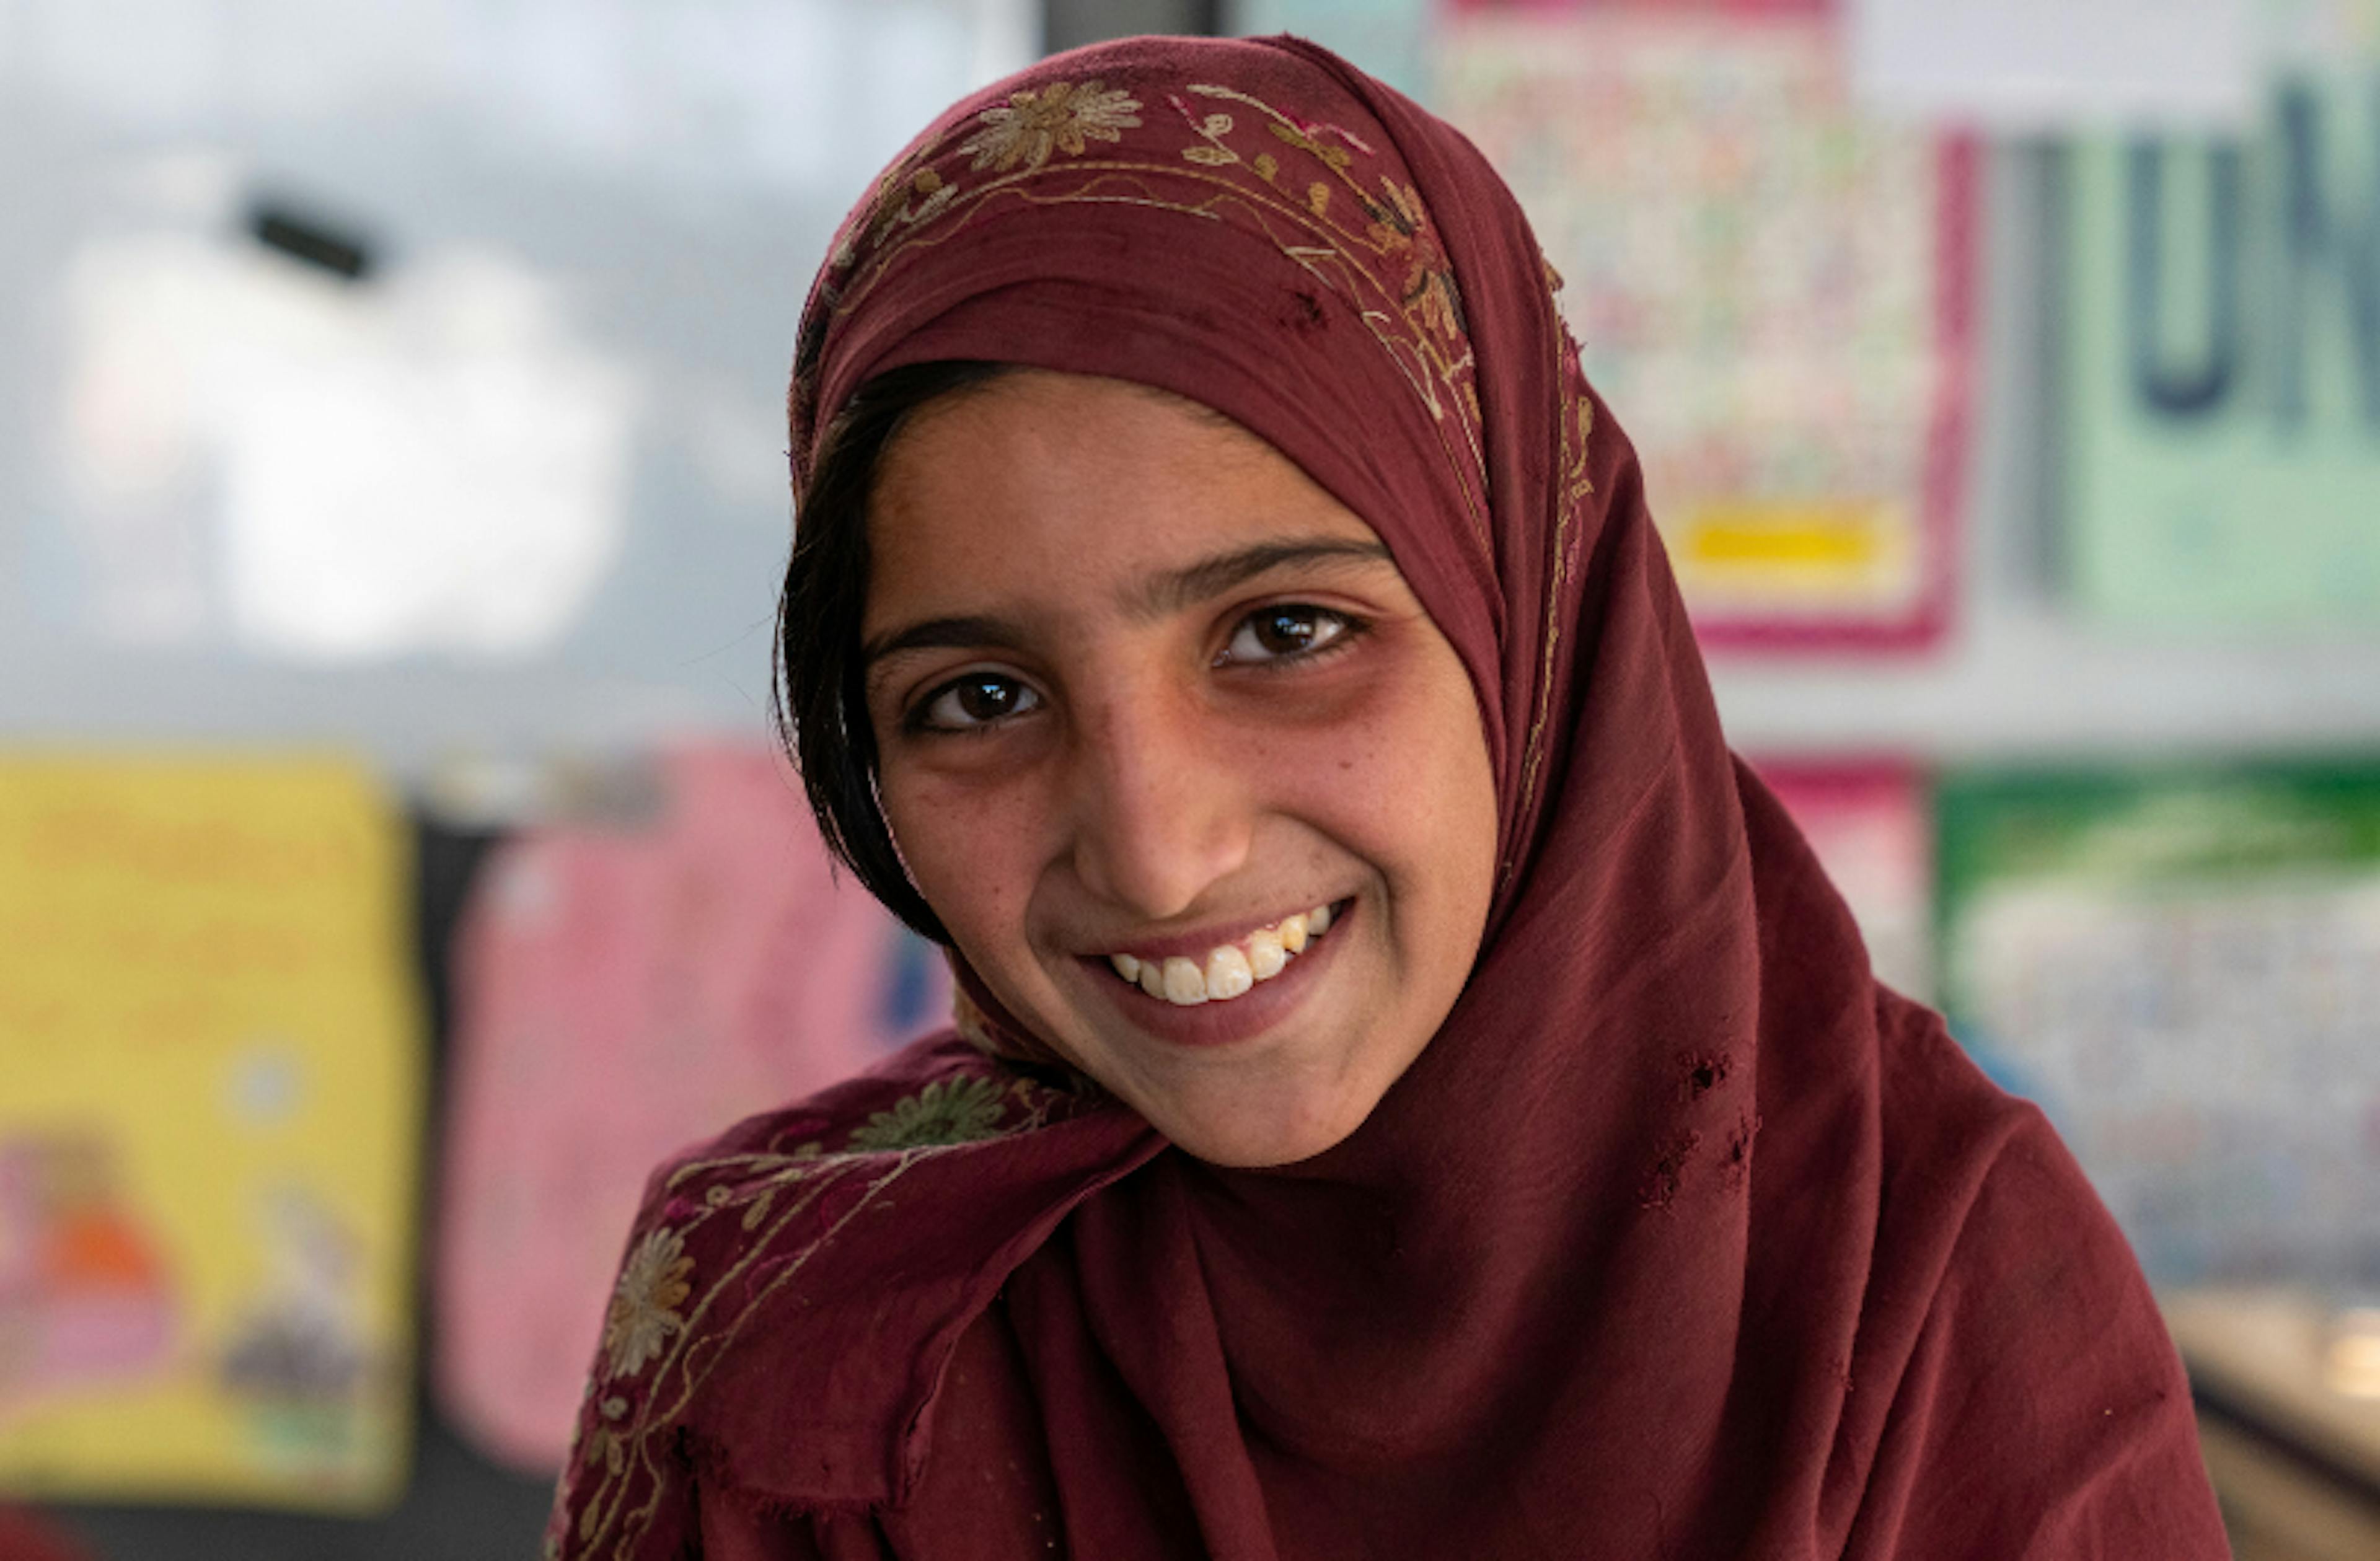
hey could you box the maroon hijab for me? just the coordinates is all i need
[550,35,2227,1560]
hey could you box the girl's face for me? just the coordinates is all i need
[862,370,1497,1167]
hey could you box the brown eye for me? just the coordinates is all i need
[1221,605,1354,666]
[918,674,1041,731]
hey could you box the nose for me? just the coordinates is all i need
[1066,686,1252,921]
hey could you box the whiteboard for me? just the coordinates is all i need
[0,0,1034,783]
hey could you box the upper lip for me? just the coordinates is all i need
[1077,899,1346,963]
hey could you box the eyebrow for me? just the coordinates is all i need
[861,536,1396,668]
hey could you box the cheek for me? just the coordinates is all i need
[1313,657,1496,887]
[878,767,1047,951]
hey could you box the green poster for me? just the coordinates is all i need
[2066,59,2380,622]
[1936,765,2380,1285]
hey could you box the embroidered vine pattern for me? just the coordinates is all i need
[835,164,959,271]
[1170,84,1465,351]
[550,1063,1088,1558]
[798,77,1492,556]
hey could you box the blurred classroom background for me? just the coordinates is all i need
[1,0,2376,1556]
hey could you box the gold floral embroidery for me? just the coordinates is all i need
[808,71,1497,625]
[1177,100,1241,166]
[1517,315,1598,848]
[847,1075,1008,1153]
[833,165,959,271]
[961,79,1142,173]
[563,1148,938,1555]
[582,1423,625,1477]
[1365,180,1463,342]
[1558,324,1597,508]
[600,1226,693,1379]
[1266,116,1352,170]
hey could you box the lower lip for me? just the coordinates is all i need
[1080,900,1354,1050]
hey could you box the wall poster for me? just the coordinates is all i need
[1435,0,1977,648]
[1758,760,1934,1000]
[2065,3,2380,623]
[436,744,948,1471]
[0,757,420,1508]
[1937,765,2380,1286]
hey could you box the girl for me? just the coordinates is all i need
[550,34,2229,1560]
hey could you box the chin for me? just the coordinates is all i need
[1147,1088,1375,1169]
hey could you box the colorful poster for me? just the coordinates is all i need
[1434,0,1975,648]
[1758,761,1934,999]
[1936,766,2380,1286]
[436,744,948,1471]
[2065,5,2380,623]
[0,757,420,1508]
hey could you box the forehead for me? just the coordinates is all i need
[862,370,1385,633]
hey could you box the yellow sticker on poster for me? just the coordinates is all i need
[0,757,420,1509]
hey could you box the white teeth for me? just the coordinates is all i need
[1161,956,1207,1006]
[1204,944,1253,1000]
[1106,900,1342,1006]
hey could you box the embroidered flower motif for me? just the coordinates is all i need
[1365,180,1463,342]
[847,1075,1009,1152]
[601,1226,693,1379]
[961,79,1142,172]
[834,164,960,272]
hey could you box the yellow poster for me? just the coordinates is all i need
[0,756,420,1509]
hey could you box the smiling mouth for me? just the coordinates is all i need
[1102,901,1347,1007]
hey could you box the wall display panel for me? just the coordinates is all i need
[0,757,421,1508]
[435,745,947,1472]
[1937,765,2380,1287]
[0,0,1033,767]
[2065,5,2380,624]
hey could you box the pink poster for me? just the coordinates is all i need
[435,744,946,1471]
[1756,760,1933,999]
[1435,0,1976,649]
